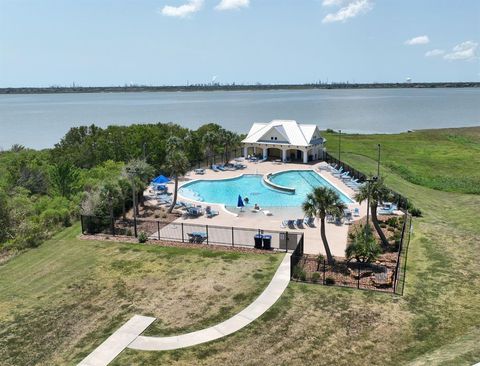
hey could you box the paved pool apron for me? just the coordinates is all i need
[78,253,291,366]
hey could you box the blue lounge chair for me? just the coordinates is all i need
[353,207,360,217]
[378,203,398,215]
[217,165,226,171]
[303,216,315,226]
[186,207,202,217]
[205,206,219,218]
[187,232,208,243]
[211,165,220,172]
[295,219,304,228]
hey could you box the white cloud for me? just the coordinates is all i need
[215,0,249,11]
[425,49,445,57]
[444,41,478,61]
[322,0,345,6]
[160,0,203,18]
[322,0,373,24]
[404,35,430,45]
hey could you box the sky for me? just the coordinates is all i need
[0,0,479,87]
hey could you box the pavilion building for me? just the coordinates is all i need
[242,120,326,163]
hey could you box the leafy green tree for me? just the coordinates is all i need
[50,162,80,198]
[117,178,131,220]
[0,190,10,243]
[99,181,121,219]
[122,159,154,217]
[302,187,347,264]
[164,151,189,213]
[202,131,218,167]
[355,177,391,247]
[346,225,381,263]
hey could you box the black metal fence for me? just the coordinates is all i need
[290,234,304,277]
[289,213,412,295]
[191,148,244,170]
[393,213,412,295]
[324,152,409,210]
[80,215,302,252]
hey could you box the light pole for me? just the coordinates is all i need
[338,129,342,162]
[377,144,381,177]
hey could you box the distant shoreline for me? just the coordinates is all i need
[1,82,479,95]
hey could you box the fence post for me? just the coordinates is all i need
[323,259,326,285]
[157,221,160,241]
[181,223,184,243]
[285,232,288,253]
[80,215,84,234]
[231,227,234,247]
[134,216,138,238]
[111,216,115,236]
[206,225,209,245]
[357,265,360,289]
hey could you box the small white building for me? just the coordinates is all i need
[242,120,325,163]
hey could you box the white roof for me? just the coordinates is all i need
[242,120,321,147]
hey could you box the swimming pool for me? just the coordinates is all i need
[179,170,353,208]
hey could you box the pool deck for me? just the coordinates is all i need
[153,160,367,257]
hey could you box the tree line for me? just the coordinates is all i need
[0,122,243,258]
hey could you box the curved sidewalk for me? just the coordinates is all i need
[128,252,291,351]
[79,253,291,365]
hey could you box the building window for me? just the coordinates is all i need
[274,137,277,140]
[271,137,273,140]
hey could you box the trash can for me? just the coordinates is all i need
[262,235,272,250]
[254,234,263,249]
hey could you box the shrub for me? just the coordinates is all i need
[311,272,321,283]
[410,207,422,217]
[138,231,148,243]
[386,217,398,228]
[345,225,381,263]
[325,277,335,285]
[380,223,387,228]
[293,266,307,281]
[387,227,395,232]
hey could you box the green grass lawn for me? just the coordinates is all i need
[0,228,283,366]
[323,127,480,194]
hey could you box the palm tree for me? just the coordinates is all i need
[218,129,236,163]
[302,186,347,264]
[164,151,189,213]
[354,177,390,247]
[202,131,218,167]
[122,159,154,217]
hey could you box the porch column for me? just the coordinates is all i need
[263,147,268,160]
[282,148,287,162]
[243,146,248,157]
[303,149,308,163]
[253,146,257,155]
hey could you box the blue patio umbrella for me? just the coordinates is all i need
[152,175,170,184]
[237,195,245,209]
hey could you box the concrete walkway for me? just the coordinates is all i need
[78,253,291,365]
[78,315,155,366]
[128,252,291,351]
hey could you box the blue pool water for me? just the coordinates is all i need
[179,170,353,208]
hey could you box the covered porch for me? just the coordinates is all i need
[243,143,322,163]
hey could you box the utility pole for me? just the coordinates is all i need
[338,130,342,162]
[377,144,381,177]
